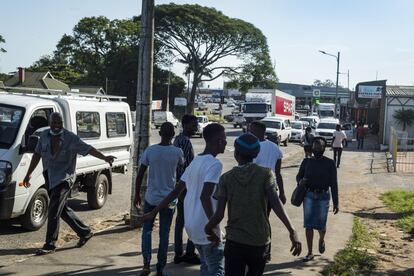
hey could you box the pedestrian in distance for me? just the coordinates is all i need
[134,122,184,276]
[301,126,314,158]
[205,133,301,276]
[356,123,365,150]
[22,112,116,255]
[296,137,339,262]
[249,120,286,262]
[141,123,227,276]
[332,124,347,168]
[173,114,201,265]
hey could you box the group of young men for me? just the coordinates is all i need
[135,115,301,276]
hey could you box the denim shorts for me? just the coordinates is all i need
[303,191,330,230]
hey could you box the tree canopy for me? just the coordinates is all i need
[313,79,340,88]
[154,4,276,112]
[393,108,414,131]
[0,34,6,53]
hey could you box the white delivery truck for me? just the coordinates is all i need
[317,103,336,119]
[242,89,295,123]
[0,88,132,230]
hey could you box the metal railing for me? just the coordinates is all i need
[389,127,414,172]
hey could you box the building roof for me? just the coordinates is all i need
[70,85,106,95]
[4,71,70,91]
[386,85,414,97]
[277,82,351,98]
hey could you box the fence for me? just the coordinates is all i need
[389,127,414,172]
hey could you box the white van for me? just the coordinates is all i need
[261,116,292,146]
[153,111,179,128]
[315,118,340,145]
[0,89,132,230]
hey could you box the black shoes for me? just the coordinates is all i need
[77,232,94,248]
[35,245,56,256]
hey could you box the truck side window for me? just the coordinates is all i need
[24,108,53,144]
[106,112,127,137]
[76,112,101,139]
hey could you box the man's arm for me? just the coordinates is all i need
[200,182,216,219]
[275,159,286,204]
[22,152,41,188]
[205,196,226,242]
[88,148,116,165]
[141,181,186,222]
[134,165,148,208]
[267,186,302,256]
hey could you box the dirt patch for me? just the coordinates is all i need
[341,185,414,274]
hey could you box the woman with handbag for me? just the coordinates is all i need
[296,137,339,262]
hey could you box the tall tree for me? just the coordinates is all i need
[0,34,6,53]
[154,4,273,113]
[313,79,339,88]
[393,108,414,131]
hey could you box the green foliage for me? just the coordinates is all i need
[393,108,414,131]
[313,79,339,88]
[322,218,377,275]
[154,3,274,112]
[0,34,6,53]
[381,190,414,234]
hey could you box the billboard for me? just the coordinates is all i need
[152,100,162,110]
[174,97,187,106]
[275,96,293,116]
[358,85,382,99]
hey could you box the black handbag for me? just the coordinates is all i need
[291,183,307,207]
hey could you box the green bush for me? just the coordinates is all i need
[381,190,414,234]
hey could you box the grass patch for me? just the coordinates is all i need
[381,190,414,234]
[321,218,377,275]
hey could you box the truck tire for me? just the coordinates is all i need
[284,136,289,146]
[21,188,49,231]
[87,174,109,210]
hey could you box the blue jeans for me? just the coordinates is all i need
[174,195,195,256]
[357,138,364,149]
[142,201,175,271]
[194,242,224,276]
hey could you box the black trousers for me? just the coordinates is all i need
[45,180,90,248]
[224,239,269,276]
[333,147,343,167]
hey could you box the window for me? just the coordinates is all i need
[262,120,281,129]
[0,104,25,149]
[76,112,100,138]
[106,112,126,137]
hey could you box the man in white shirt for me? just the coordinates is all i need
[141,123,227,276]
[332,124,347,168]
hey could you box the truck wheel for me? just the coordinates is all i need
[284,136,289,146]
[21,188,49,231]
[233,124,237,128]
[87,174,109,210]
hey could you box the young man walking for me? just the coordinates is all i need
[142,123,227,276]
[22,112,116,255]
[205,133,301,276]
[134,122,184,276]
[173,114,200,264]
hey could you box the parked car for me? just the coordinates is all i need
[0,89,132,230]
[211,107,221,115]
[233,114,246,128]
[195,115,211,137]
[300,116,320,129]
[342,123,354,146]
[153,111,179,128]
[261,117,292,146]
[290,121,308,142]
[226,101,236,107]
[198,102,208,111]
[224,114,235,122]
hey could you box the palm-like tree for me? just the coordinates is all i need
[0,34,6,53]
[393,108,414,131]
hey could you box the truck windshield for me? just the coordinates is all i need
[262,120,281,129]
[317,123,337,129]
[292,123,302,129]
[319,110,334,117]
[0,104,25,149]
[243,103,268,113]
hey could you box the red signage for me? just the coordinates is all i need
[275,96,293,116]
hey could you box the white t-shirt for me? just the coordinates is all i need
[181,154,223,245]
[332,130,347,148]
[253,140,283,173]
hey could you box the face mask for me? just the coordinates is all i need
[50,129,63,136]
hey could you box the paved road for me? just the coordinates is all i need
[0,124,301,267]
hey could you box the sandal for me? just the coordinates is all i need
[303,254,314,262]
[319,240,326,254]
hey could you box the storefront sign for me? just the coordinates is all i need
[358,85,382,99]
[174,97,187,106]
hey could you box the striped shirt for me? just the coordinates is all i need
[173,133,194,180]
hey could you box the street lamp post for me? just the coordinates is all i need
[319,50,340,117]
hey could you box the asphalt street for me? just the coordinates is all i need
[0,123,303,268]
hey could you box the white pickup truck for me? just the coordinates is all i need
[261,116,292,146]
[195,115,211,137]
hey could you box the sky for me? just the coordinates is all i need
[1,0,414,90]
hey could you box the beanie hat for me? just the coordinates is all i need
[234,133,260,158]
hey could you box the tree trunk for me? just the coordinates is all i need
[187,72,200,114]
[130,0,154,228]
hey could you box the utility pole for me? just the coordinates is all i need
[130,0,154,228]
[335,51,340,118]
[166,67,170,112]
